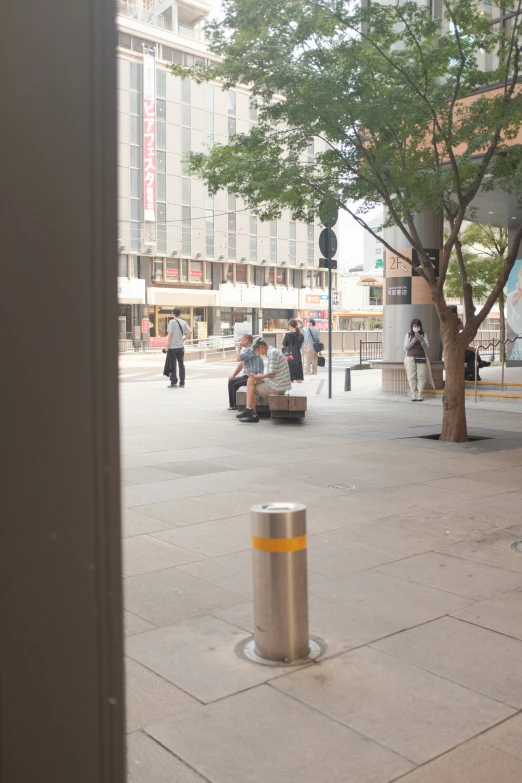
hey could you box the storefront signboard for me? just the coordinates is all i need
[143,48,156,222]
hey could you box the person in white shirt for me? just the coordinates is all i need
[164,308,192,388]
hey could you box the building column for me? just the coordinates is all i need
[382,213,444,394]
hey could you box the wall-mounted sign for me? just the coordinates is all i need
[166,267,179,279]
[386,276,411,305]
[143,48,156,222]
[190,269,203,279]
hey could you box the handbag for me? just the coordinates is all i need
[283,351,294,361]
[317,356,326,367]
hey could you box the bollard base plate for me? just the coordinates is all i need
[237,637,325,667]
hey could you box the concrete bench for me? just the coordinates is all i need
[269,395,307,419]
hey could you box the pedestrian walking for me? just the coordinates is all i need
[303,318,321,375]
[404,318,434,401]
[163,308,192,388]
[227,334,264,409]
[282,319,304,382]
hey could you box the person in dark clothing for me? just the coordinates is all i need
[282,319,304,383]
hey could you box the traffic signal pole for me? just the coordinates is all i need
[328,226,333,400]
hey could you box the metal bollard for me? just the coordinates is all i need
[344,367,351,391]
[251,502,309,662]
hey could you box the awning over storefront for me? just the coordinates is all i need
[219,283,260,308]
[147,287,218,307]
[118,277,146,304]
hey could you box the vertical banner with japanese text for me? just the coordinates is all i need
[143,47,156,222]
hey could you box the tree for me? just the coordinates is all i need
[173,0,522,441]
[446,224,508,362]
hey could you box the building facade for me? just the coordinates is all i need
[115,0,336,340]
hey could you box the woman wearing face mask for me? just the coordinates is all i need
[404,319,434,401]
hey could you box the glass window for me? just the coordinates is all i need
[118,255,128,277]
[130,62,141,92]
[130,198,141,221]
[205,84,214,111]
[307,243,315,266]
[156,173,166,203]
[270,220,277,237]
[228,233,236,260]
[182,177,191,205]
[119,33,132,50]
[270,237,277,262]
[156,69,166,98]
[182,206,191,255]
[292,269,301,287]
[157,224,166,254]
[130,91,140,116]
[307,224,314,241]
[153,260,164,280]
[250,215,257,234]
[130,256,139,278]
[130,115,140,145]
[181,78,191,104]
[236,264,247,283]
[191,260,203,281]
[156,120,166,150]
[130,223,141,251]
[369,285,383,305]
[228,193,236,211]
[181,259,189,281]
[156,149,166,173]
[157,202,166,223]
[249,236,257,260]
[307,141,314,162]
[254,266,263,286]
[268,267,275,285]
[205,112,214,132]
[228,90,236,116]
[182,104,191,127]
[289,240,296,265]
[228,118,236,136]
[130,169,141,198]
[228,213,236,231]
[206,217,214,258]
[165,259,179,280]
[226,264,234,282]
[156,99,166,119]
[289,221,296,240]
[184,53,194,66]
[249,102,258,122]
[182,127,191,153]
[276,268,284,285]
[130,145,140,168]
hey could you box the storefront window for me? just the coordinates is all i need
[263,310,293,331]
[118,255,128,277]
[190,260,203,282]
[153,260,164,281]
[254,266,263,286]
[235,264,247,283]
[226,264,234,282]
[181,259,189,282]
[130,256,139,278]
[369,285,383,305]
[276,268,284,285]
[291,269,301,288]
[268,267,275,285]
[165,259,179,280]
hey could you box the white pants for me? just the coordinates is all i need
[404,357,427,395]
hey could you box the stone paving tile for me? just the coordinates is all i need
[123,610,156,637]
[422,476,516,497]
[481,713,522,760]
[438,529,522,574]
[326,519,449,558]
[310,569,473,626]
[157,461,235,477]
[125,658,200,732]
[127,616,289,703]
[127,732,207,783]
[122,479,212,506]
[273,647,514,764]
[307,536,396,578]
[375,505,513,543]
[131,496,249,527]
[121,466,186,484]
[123,535,205,577]
[152,522,251,558]
[122,509,174,538]
[146,685,414,783]
[124,567,245,627]
[378,552,522,601]
[372,617,522,708]
[453,590,522,640]
[393,739,522,782]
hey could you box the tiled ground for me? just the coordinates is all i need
[121,362,522,783]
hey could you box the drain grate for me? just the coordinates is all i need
[511,541,522,553]
[328,484,356,491]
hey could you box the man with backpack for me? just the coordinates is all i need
[302,318,322,375]
[164,307,192,388]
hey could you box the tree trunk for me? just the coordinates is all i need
[499,289,506,364]
[440,338,468,442]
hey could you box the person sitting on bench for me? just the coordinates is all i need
[227,334,264,410]
[458,319,491,380]
[237,338,292,423]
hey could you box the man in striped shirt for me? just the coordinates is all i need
[237,338,292,423]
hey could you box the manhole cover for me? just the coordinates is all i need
[328,484,356,491]
[511,541,522,553]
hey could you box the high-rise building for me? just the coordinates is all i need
[116,0,335,339]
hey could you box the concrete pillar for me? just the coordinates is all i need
[382,213,444,394]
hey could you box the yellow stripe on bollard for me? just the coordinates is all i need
[252,535,307,553]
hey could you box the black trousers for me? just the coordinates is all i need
[465,349,478,380]
[169,348,185,385]
[228,375,248,407]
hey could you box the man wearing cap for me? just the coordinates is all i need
[164,308,191,388]
[237,338,292,423]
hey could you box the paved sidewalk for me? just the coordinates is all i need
[121,365,522,783]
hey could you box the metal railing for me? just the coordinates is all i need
[118,335,237,355]
[360,341,383,364]
[472,336,522,402]
[116,1,173,30]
